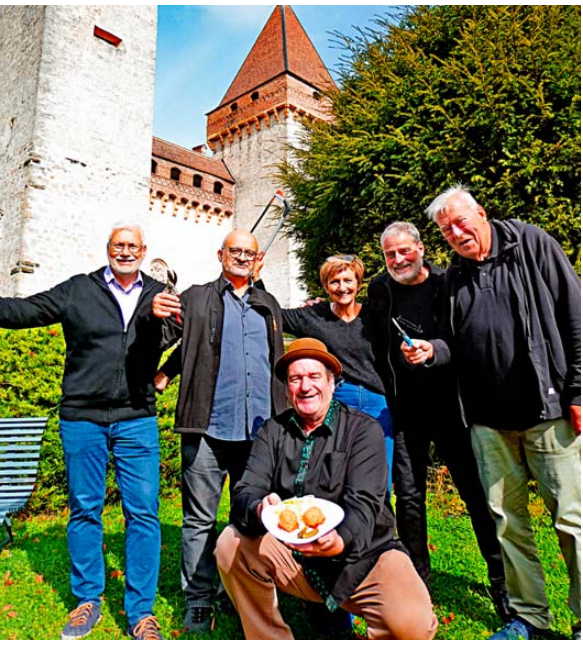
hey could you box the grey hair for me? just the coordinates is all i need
[108,220,146,245]
[380,221,421,247]
[425,183,479,222]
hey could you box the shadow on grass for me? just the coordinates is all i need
[16,518,188,636]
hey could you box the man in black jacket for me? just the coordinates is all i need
[368,221,508,619]
[151,229,285,633]
[0,223,166,640]
[405,185,581,640]
[215,337,437,640]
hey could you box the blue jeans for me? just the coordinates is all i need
[181,434,253,608]
[334,382,394,493]
[60,417,161,625]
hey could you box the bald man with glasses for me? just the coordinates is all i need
[152,229,286,634]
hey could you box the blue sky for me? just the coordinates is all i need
[154,5,399,149]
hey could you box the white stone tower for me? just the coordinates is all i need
[206,5,336,307]
[0,6,157,296]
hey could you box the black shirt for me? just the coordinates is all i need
[453,227,541,430]
[230,403,403,606]
[282,302,386,395]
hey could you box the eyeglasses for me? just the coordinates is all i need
[326,254,354,262]
[228,247,257,261]
[109,243,143,254]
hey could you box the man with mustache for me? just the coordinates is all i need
[0,222,166,640]
[152,229,285,633]
[404,185,581,640]
[368,221,509,620]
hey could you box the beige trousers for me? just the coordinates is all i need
[472,419,581,629]
[215,525,438,640]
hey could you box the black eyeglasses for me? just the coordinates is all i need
[326,254,354,262]
[228,247,257,261]
[109,243,143,254]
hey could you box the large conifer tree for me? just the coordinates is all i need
[281,5,580,293]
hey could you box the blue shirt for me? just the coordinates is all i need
[206,283,271,441]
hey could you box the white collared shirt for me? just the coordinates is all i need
[104,266,144,330]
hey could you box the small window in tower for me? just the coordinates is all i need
[170,167,181,181]
[94,26,122,48]
[192,174,202,188]
[313,91,321,101]
[251,91,260,101]
[151,160,158,174]
[230,103,238,112]
[213,182,223,195]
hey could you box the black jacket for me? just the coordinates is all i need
[0,268,165,422]
[160,275,286,433]
[433,219,581,423]
[230,403,403,606]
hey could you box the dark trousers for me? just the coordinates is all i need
[180,434,253,607]
[393,412,505,587]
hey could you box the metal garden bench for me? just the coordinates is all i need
[0,417,47,548]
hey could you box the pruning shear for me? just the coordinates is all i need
[391,318,414,347]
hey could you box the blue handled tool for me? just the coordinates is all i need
[392,318,413,347]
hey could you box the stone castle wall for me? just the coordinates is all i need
[0,6,157,296]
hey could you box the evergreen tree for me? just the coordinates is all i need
[281,5,581,294]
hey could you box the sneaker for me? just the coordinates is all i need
[61,602,102,640]
[184,606,212,634]
[573,623,581,640]
[489,583,515,623]
[127,615,163,640]
[488,617,540,640]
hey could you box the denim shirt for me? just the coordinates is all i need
[206,284,271,441]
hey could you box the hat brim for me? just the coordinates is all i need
[275,348,342,382]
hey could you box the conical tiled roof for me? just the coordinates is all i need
[218,5,335,108]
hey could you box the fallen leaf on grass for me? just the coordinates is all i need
[110,570,124,579]
[4,571,14,586]
[35,573,44,583]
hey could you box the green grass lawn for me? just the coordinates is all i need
[0,487,573,640]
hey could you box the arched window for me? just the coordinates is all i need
[192,174,203,188]
[251,91,260,101]
[213,181,223,195]
[230,102,238,112]
[170,167,181,181]
[151,160,157,174]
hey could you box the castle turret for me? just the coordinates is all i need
[207,5,337,306]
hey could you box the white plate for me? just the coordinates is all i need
[261,495,345,545]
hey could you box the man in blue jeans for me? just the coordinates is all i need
[0,222,166,640]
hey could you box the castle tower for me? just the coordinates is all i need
[206,5,336,306]
[0,6,157,296]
